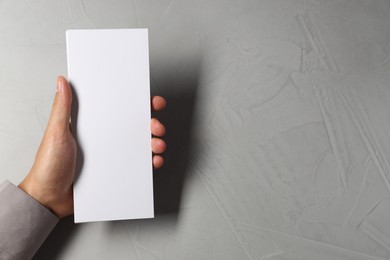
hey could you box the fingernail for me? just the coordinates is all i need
[56,77,63,92]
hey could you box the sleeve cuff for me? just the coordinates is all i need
[0,180,59,260]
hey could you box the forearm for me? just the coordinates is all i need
[0,180,59,260]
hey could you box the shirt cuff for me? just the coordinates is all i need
[0,180,59,260]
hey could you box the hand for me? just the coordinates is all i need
[18,76,166,218]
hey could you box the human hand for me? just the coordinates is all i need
[18,76,166,218]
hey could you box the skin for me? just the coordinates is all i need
[18,76,166,218]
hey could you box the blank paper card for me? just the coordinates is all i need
[66,29,154,223]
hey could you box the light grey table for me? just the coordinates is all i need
[1,0,390,259]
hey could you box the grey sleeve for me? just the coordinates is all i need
[0,180,59,260]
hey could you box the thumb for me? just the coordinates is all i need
[47,76,72,132]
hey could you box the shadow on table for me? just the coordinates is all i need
[33,56,202,259]
[69,82,85,186]
[32,216,81,260]
[150,57,201,218]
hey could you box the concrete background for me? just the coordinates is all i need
[1,0,390,259]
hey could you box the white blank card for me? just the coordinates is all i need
[66,29,154,223]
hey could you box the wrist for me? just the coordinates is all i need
[18,177,73,218]
[18,178,51,212]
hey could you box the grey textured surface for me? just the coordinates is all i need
[1,0,390,259]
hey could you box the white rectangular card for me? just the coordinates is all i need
[66,29,154,223]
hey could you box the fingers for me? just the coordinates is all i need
[151,137,166,154]
[151,118,165,137]
[152,155,164,169]
[151,96,166,112]
[47,76,72,132]
[152,137,165,168]
[151,96,166,168]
